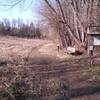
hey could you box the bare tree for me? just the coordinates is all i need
[39,0,100,52]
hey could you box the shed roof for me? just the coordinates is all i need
[88,32,100,35]
[88,26,100,35]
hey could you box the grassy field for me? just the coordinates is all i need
[0,36,100,100]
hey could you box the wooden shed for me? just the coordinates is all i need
[87,26,100,56]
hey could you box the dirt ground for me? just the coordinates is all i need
[0,36,100,100]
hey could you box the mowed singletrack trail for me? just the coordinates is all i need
[0,36,100,100]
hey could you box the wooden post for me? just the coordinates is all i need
[89,45,94,66]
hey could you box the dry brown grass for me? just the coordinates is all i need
[0,36,100,100]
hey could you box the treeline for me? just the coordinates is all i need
[0,18,42,38]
